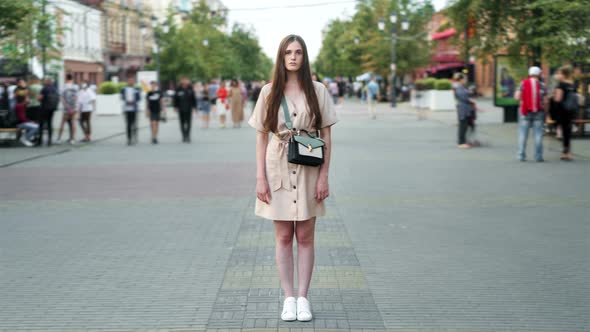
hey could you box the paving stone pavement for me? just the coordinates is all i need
[0,99,588,332]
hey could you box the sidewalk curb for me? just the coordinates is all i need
[0,125,148,168]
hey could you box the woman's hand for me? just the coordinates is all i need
[315,174,329,202]
[256,177,271,204]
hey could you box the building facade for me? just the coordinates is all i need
[53,0,104,85]
[419,12,494,97]
[80,0,155,82]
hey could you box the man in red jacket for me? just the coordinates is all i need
[514,66,546,162]
[15,95,39,147]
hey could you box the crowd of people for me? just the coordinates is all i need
[0,74,266,147]
[122,77,264,146]
[0,74,96,147]
[450,64,581,162]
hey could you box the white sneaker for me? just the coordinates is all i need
[297,297,312,321]
[281,297,297,321]
[54,139,62,145]
[20,137,33,147]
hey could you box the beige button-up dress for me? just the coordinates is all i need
[248,82,338,221]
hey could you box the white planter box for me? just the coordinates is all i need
[96,93,146,115]
[96,94,122,115]
[414,90,431,109]
[429,90,455,111]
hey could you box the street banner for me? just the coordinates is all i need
[494,55,528,107]
[137,71,158,92]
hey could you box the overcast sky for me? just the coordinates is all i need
[222,0,448,62]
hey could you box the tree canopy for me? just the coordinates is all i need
[315,0,435,79]
[446,0,590,66]
[158,0,273,83]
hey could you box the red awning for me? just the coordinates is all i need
[427,62,465,73]
[432,28,457,40]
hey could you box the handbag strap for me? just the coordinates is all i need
[281,96,293,130]
[281,96,319,138]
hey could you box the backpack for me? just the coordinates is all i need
[63,87,77,109]
[45,88,60,110]
[562,86,579,116]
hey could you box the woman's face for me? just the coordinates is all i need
[284,41,303,72]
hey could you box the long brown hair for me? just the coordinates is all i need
[263,35,322,133]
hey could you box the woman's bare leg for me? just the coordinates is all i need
[274,220,295,298]
[295,217,316,298]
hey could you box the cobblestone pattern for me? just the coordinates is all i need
[206,199,386,330]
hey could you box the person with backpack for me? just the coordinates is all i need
[56,74,79,144]
[514,66,547,162]
[121,77,141,145]
[38,77,60,146]
[553,65,577,161]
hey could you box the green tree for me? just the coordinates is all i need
[315,0,434,80]
[0,0,63,78]
[158,0,272,83]
[446,0,590,66]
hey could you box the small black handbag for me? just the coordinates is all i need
[281,97,325,167]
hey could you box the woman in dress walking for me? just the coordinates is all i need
[229,79,244,128]
[248,35,338,322]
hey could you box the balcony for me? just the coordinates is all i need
[108,41,126,54]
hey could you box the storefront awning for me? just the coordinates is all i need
[427,62,465,73]
[432,28,457,40]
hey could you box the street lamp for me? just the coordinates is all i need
[379,11,409,108]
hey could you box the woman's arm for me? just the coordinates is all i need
[316,126,332,202]
[256,131,271,204]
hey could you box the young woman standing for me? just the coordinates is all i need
[248,35,338,322]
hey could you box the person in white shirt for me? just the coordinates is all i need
[77,81,95,142]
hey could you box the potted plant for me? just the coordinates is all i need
[430,79,455,111]
[96,82,123,115]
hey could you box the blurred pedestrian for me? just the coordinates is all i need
[56,74,78,145]
[248,34,338,323]
[208,79,219,117]
[454,73,476,149]
[146,81,163,144]
[229,79,243,128]
[15,95,38,147]
[174,77,196,142]
[553,65,577,161]
[14,78,28,102]
[514,66,546,162]
[77,81,95,142]
[0,82,9,111]
[27,77,43,129]
[200,83,211,129]
[365,76,379,119]
[336,76,345,105]
[38,77,59,146]
[121,77,141,145]
[329,80,338,105]
[7,81,17,111]
[217,81,229,129]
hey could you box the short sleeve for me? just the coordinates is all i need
[248,84,271,132]
[316,82,338,128]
